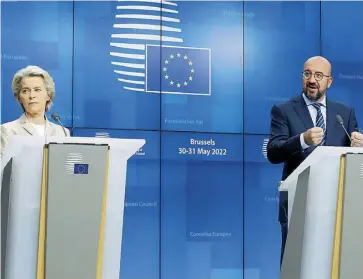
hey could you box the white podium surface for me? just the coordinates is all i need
[279,146,363,279]
[279,146,362,221]
[300,158,340,279]
[1,136,145,279]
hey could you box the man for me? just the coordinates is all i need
[266,56,363,265]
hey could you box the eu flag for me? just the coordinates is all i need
[73,164,89,174]
[146,45,211,95]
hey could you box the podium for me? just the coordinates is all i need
[1,135,145,279]
[279,146,363,279]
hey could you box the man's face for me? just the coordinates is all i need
[302,59,333,101]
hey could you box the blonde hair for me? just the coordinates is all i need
[12,65,55,112]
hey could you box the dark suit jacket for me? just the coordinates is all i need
[267,94,358,223]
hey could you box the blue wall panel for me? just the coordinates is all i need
[161,132,243,279]
[72,2,161,130]
[244,2,321,134]
[1,1,73,126]
[321,1,363,127]
[160,2,244,133]
[244,135,283,279]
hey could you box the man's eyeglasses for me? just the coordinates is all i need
[302,70,330,81]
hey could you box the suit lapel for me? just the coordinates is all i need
[293,94,314,130]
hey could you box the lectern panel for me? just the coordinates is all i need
[280,167,310,279]
[339,153,363,278]
[43,143,110,279]
[1,159,13,279]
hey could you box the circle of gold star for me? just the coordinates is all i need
[162,52,195,88]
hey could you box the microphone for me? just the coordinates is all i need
[336,115,351,142]
[51,113,67,137]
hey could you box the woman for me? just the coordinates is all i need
[0,65,70,158]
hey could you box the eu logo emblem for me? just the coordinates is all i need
[73,164,89,174]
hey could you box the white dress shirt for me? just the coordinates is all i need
[31,123,46,136]
[300,93,327,149]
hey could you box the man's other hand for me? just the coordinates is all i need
[351,131,363,147]
[303,127,324,146]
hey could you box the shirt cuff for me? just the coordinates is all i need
[300,133,310,150]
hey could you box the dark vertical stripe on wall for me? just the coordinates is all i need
[320,0,323,55]
[71,0,75,129]
[159,126,162,279]
[242,0,246,277]
[159,1,162,279]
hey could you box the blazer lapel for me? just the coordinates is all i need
[19,113,54,136]
[19,114,36,136]
[46,120,55,136]
[293,94,314,130]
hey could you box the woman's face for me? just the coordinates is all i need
[18,76,50,116]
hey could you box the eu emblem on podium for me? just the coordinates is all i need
[73,164,89,174]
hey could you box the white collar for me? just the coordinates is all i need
[302,92,326,107]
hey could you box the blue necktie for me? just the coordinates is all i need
[312,103,325,145]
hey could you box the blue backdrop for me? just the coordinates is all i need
[1,1,363,279]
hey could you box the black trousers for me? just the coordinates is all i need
[280,222,288,267]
